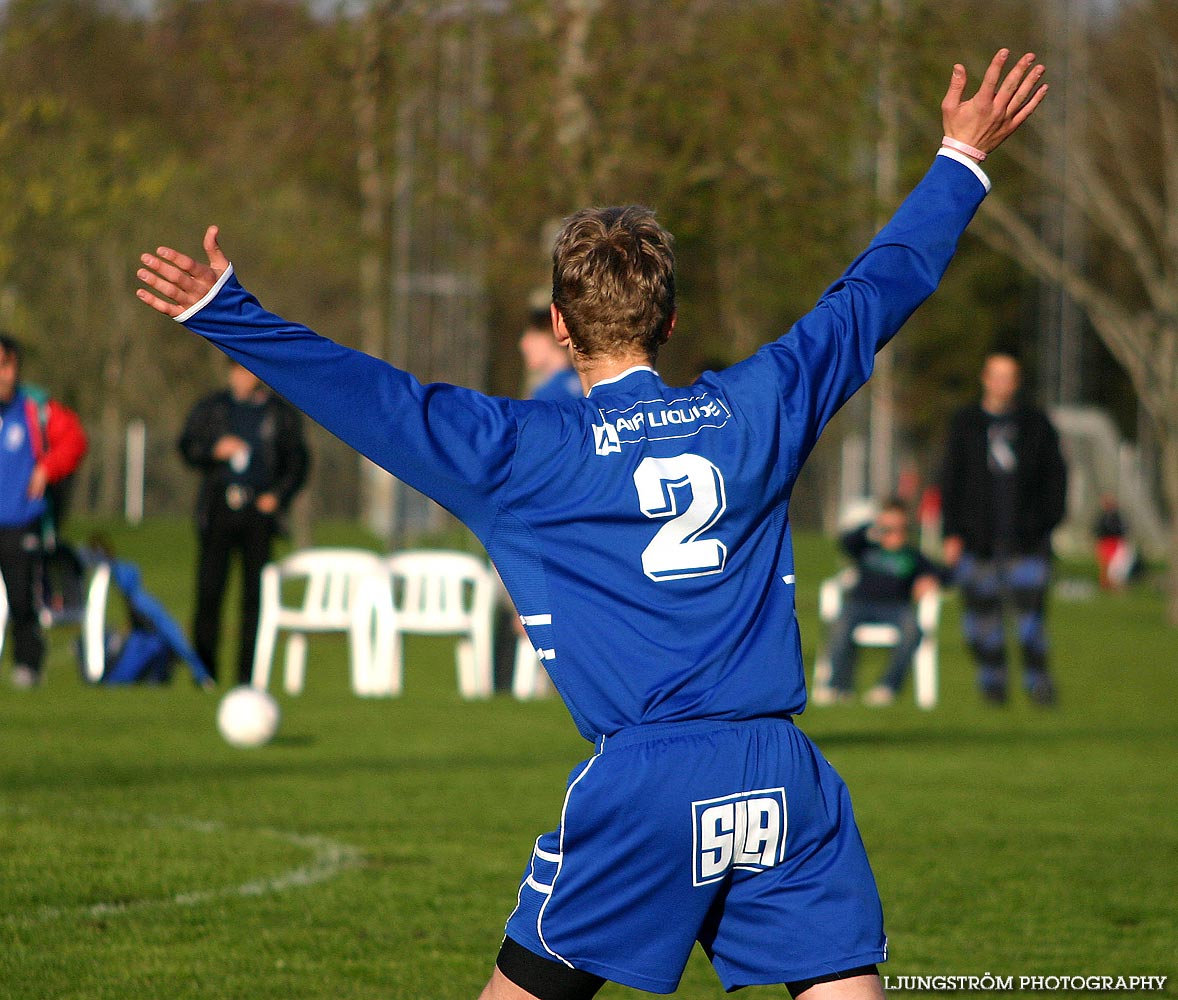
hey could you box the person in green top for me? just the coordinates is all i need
[823,499,948,706]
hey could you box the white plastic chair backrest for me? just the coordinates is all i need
[82,562,113,683]
[384,550,494,634]
[273,548,385,628]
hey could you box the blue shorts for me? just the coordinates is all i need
[504,717,886,993]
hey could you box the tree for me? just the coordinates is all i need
[972,0,1178,622]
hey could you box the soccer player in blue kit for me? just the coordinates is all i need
[137,50,1047,1000]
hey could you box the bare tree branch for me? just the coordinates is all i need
[975,196,1155,393]
[1087,82,1163,236]
[1154,41,1178,287]
[1007,103,1163,300]
[1063,139,1165,300]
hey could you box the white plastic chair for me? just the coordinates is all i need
[81,561,113,683]
[359,550,496,699]
[812,568,942,709]
[252,548,386,696]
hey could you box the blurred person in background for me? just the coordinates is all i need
[518,304,582,403]
[0,333,88,689]
[178,362,308,686]
[1093,492,1139,591]
[819,499,948,707]
[940,350,1067,706]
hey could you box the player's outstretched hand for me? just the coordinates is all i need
[941,49,1047,157]
[136,225,228,319]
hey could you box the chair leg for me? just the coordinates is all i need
[454,637,492,699]
[512,638,540,700]
[348,597,375,697]
[284,632,308,695]
[348,639,372,697]
[455,638,476,699]
[384,627,403,697]
[914,640,938,710]
[252,615,277,692]
[471,630,493,698]
[371,589,400,696]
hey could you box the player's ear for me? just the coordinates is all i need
[551,304,572,348]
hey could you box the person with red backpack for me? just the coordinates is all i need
[0,333,88,688]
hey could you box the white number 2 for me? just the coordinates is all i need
[634,454,728,581]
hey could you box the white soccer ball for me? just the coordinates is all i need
[216,686,281,748]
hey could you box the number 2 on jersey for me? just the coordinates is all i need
[634,454,728,581]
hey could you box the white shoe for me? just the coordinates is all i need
[864,685,896,707]
[10,665,40,689]
[811,686,853,707]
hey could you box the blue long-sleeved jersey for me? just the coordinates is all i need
[176,152,987,741]
[0,389,45,528]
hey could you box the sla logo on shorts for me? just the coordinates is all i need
[691,788,787,886]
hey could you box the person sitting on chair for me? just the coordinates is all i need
[819,499,948,707]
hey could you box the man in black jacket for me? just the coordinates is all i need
[179,363,309,685]
[940,351,1067,705]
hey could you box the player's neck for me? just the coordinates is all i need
[574,351,654,394]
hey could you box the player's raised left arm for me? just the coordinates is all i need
[134,225,519,536]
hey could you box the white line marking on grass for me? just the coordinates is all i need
[1,809,366,925]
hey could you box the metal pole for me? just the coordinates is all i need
[868,0,901,500]
[124,418,146,526]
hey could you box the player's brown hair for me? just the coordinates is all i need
[551,205,675,363]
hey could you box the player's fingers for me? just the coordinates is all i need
[152,244,202,277]
[1009,82,1049,130]
[976,48,1010,100]
[138,253,188,292]
[135,287,183,319]
[997,52,1039,105]
[1006,61,1046,116]
[136,262,186,304]
[203,225,229,273]
[142,249,215,292]
[940,63,968,114]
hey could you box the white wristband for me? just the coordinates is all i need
[941,135,987,162]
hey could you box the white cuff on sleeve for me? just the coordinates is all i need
[175,263,235,323]
[936,147,991,193]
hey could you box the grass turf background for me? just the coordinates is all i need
[1,518,1174,998]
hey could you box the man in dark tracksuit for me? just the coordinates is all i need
[940,351,1067,706]
[179,363,308,685]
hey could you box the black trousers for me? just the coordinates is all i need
[0,521,45,673]
[193,502,276,685]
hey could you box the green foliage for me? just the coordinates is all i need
[0,0,1157,525]
[0,520,1174,998]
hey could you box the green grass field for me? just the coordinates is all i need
[1,519,1175,999]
